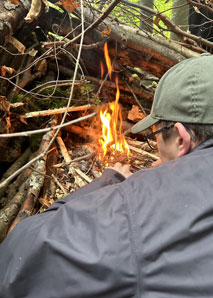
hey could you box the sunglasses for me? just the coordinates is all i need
[145,124,197,150]
[145,124,174,150]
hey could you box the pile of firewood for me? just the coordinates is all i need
[0,99,159,243]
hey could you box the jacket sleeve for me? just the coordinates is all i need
[0,179,136,298]
[46,168,126,211]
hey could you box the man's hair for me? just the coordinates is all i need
[158,121,213,144]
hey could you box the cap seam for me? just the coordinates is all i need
[192,66,198,120]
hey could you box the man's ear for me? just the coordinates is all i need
[174,122,191,157]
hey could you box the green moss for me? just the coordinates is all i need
[13,93,25,103]
[75,84,100,105]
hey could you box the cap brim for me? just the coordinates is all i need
[131,115,159,134]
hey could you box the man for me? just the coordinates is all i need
[1,54,213,297]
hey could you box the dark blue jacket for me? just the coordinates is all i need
[1,139,213,298]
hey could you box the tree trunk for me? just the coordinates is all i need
[170,0,189,41]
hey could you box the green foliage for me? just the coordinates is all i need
[154,0,173,15]
[13,93,26,103]
[48,1,64,13]
[154,0,173,37]
[112,0,141,27]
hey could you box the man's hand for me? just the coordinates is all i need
[109,162,132,178]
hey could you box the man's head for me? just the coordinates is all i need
[131,54,213,163]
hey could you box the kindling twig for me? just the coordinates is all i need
[128,145,159,161]
[74,168,93,183]
[56,135,72,164]
[52,174,68,195]
[23,104,93,119]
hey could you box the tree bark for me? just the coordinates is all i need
[0,0,31,46]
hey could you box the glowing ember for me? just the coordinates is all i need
[98,42,129,162]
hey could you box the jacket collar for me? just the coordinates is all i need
[191,138,213,153]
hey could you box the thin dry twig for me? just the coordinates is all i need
[74,168,93,183]
[129,145,159,160]
[124,81,146,115]
[53,152,95,168]
[56,135,72,164]
[24,104,93,118]
[52,174,68,195]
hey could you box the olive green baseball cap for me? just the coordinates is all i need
[131,54,213,134]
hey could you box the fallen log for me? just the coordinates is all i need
[4,167,32,206]
[8,130,54,233]
[40,144,58,211]
[0,178,30,243]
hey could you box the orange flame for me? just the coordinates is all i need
[98,43,129,161]
[104,42,112,80]
[100,61,104,78]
